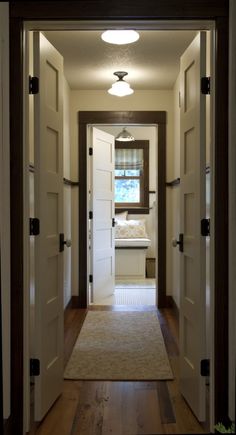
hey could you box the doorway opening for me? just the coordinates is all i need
[87,124,158,307]
[24,25,213,434]
[9,6,229,432]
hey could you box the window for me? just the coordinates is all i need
[115,140,149,213]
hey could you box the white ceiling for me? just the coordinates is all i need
[44,30,197,90]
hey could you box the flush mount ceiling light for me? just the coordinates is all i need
[115,127,135,142]
[101,30,140,45]
[108,71,134,97]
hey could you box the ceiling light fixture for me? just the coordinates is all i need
[108,71,134,97]
[101,30,139,45]
[115,127,135,142]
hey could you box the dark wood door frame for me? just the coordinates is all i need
[9,1,229,433]
[78,111,166,309]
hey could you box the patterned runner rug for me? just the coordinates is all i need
[64,311,173,380]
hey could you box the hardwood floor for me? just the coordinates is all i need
[29,306,208,434]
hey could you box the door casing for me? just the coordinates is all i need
[9,2,229,434]
[79,112,166,309]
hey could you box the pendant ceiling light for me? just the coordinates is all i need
[108,71,134,97]
[101,30,139,45]
[115,127,135,142]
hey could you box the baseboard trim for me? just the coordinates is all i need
[165,296,179,320]
[66,296,80,309]
[4,416,11,435]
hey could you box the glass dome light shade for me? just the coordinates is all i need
[115,128,135,142]
[101,30,139,45]
[108,80,134,97]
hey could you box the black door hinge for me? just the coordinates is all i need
[30,358,40,376]
[201,218,210,236]
[89,147,93,156]
[200,359,210,377]
[29,76,39,94]
[89,274,93,283]
[89,211,93,219]
[201,77,210,95]
[29,218,40,235]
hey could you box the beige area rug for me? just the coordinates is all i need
[64,311,173,380]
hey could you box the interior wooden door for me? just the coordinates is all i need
[90,127,115,304]
[179,32,207,421]
[34,32,64,421]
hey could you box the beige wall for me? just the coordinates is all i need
[170,75,181,307]
[0,1,11,419]
[63,78,72,307]
[69,90,174,295]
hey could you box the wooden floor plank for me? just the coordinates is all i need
[156,381,176,424]
[29,305,208,435]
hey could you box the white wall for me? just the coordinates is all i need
[0,2,11,419]
[69,90,174,295]
[229,0,236,422]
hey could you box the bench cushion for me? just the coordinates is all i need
[115,238,151,248]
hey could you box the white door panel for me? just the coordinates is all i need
[179,32,206,421]
[34,32,64,421]
[90,127,115,304]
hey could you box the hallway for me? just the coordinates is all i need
[29,306,208,434]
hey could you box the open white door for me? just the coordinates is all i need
[90,127,115,304]
[179,32,206,421]
[34,32,64,421]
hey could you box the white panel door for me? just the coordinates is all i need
[34,32,64,421]
[91,127,115,303]
[179,32,206,421]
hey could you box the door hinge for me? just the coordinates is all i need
[200,359,210,377]
[30,358,40,376]
[89,211,93,219]
[201,76,210,95]
[89,147,93,156]
[201,218,210,236]
[89,274,93,283]
[29,76,39,94]
[29,218,40,235]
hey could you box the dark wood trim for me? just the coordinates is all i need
[63,178,79,187]
[0,253,3,434]
[65,296,80,309]
[115,207,150,214]
[214,16,229,426]
[10,1,228,19]
[165,295,179,322]
[115,140,149,212]
[9,16,24,435]
[79,111,166,125]
[3,418,11,435]
[79,111,166,309]
[8,2,229,432]
[149,190,156,194]
[166,178,180,187]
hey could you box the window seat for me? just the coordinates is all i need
[115,238,151,278]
